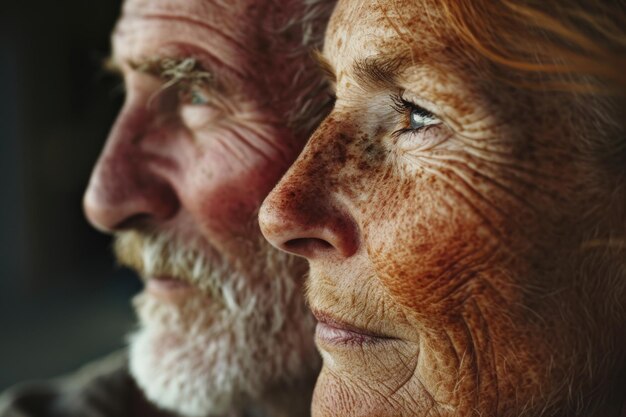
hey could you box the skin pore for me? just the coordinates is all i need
[83,0,335,416]
[260,0,625,416]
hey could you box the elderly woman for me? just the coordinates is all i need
[260,0,625,416]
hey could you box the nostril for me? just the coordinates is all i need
[284,238,334,256]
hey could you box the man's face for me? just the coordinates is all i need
[260,0,624,416]
[84,0,330,415]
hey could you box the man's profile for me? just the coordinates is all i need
[0,0,335,416]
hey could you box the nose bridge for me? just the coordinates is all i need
[260,115,360,259]
[83,96,179,232]
[96,98,147,163]
[287,114,353,188]
[273,114,351,214]
[90,96,153,193]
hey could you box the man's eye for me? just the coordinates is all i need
[179,86,223,131]
[191,89,210,105]
[179,86,210,106]
[390,93,440,136]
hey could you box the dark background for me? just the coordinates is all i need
[0,1,139,390]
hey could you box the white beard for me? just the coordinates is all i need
[115,231,319,417]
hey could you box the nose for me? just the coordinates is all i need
[83,102,179,233]
[259,148,359,260]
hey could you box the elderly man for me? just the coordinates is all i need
[0,0,335,416]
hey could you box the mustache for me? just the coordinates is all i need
[114,230,228,296]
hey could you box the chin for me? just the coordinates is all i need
[127,265,319,417]
[114,231,319,416]
[129,325,245,416]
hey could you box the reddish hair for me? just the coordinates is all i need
[436,0,626,95]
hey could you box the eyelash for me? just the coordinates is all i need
[389,93,437,138]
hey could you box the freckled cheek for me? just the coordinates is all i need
[360,176,494,312]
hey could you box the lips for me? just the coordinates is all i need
[145,275,195,302]
[312,310,394,347]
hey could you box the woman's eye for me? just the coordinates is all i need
[391,93,440,135]
[409,107,438,130]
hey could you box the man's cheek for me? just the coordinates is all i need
[193,182,261,242]
[191,148,291,218]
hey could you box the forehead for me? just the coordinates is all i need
[119,0,258,31]
[325,0,448,70]
[113,0,275,69]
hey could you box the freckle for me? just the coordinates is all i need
[336,38,342,48]
[345,82,351,89]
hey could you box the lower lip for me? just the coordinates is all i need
[315,322,388,347]
[146,276,194,302]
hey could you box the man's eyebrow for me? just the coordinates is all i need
[312,50,337,84]
[129,56,219,92]
[352,55,408,90]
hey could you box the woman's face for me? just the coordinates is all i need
[261,0,621,415]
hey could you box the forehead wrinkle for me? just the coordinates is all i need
[111,8,271,92]
[117,13,253,57]
[120,0,248,31]
[111,23,246,92]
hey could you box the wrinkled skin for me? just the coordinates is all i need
[260,0,626,416]
[83,0,332,416]
[87,0,321,251]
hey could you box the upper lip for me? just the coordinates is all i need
[311,309,394,340]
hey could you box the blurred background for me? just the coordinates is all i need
[0,1,140,390]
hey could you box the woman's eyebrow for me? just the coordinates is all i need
[352,55,408,90]
[312,50,337,85]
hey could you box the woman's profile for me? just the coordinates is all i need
[261,0,626,416]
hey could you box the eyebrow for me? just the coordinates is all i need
[105,54,225,99]
[312,50,337,85]
[352,55,409,90]
[130,56,216,90]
